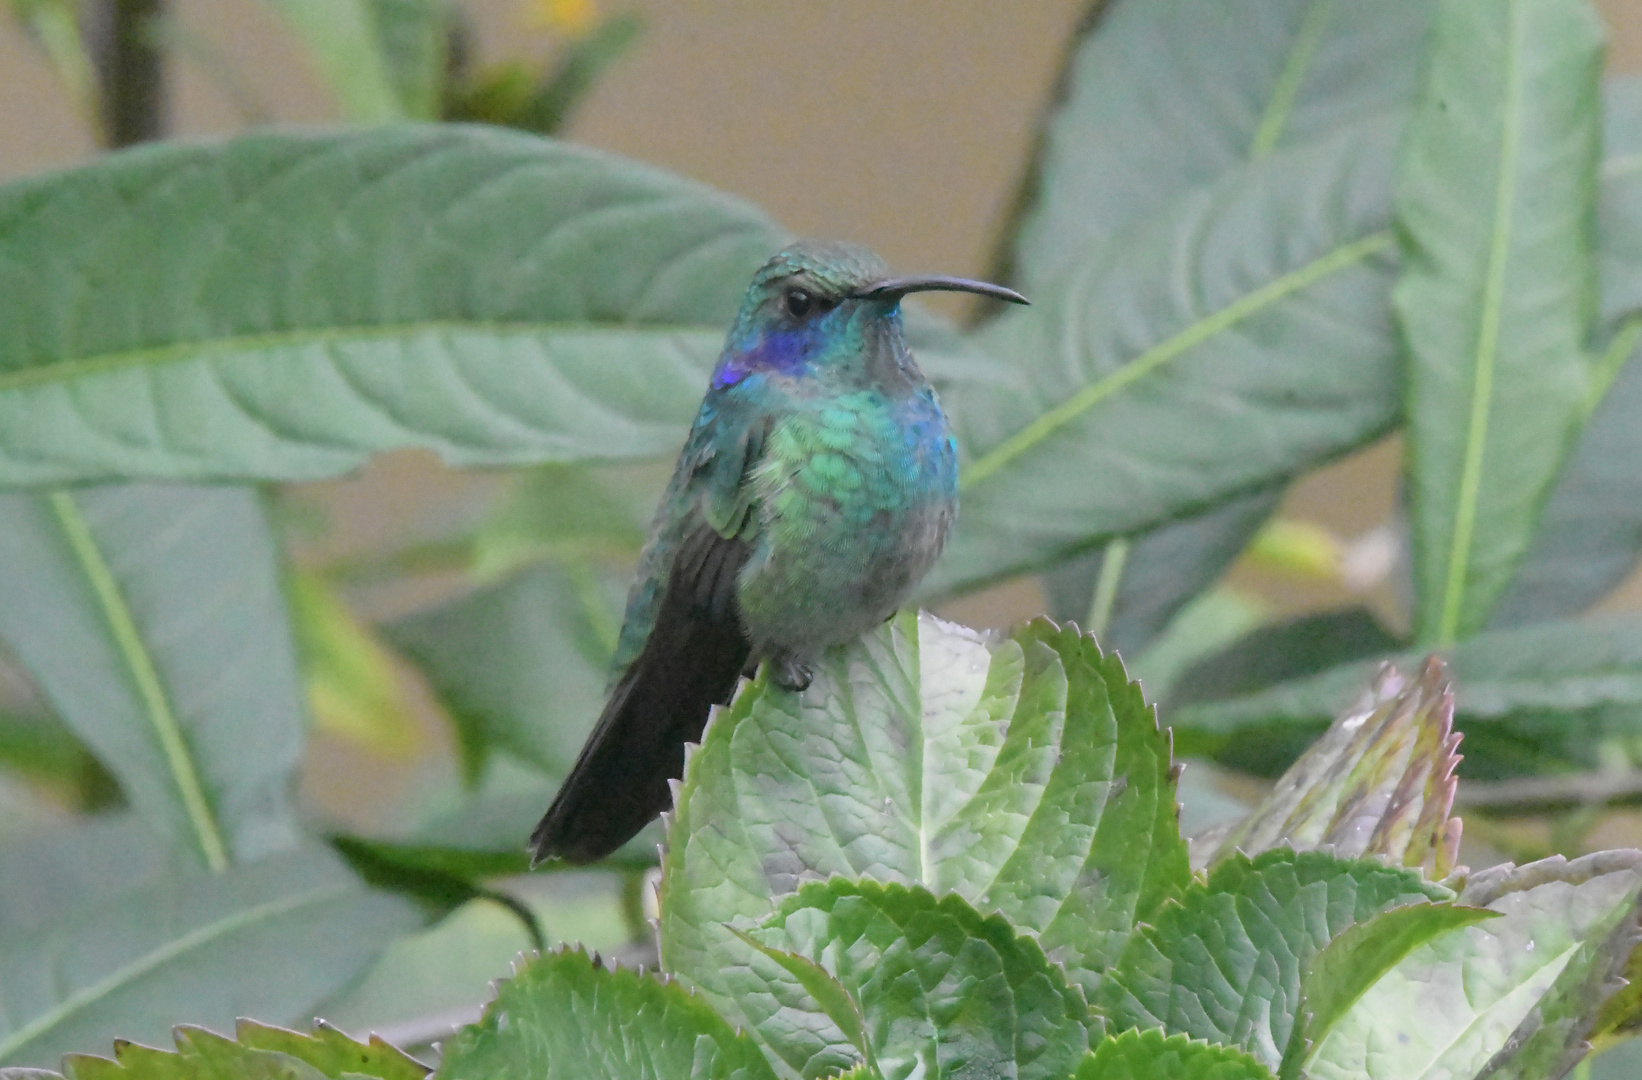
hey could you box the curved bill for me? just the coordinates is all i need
[854,274,1029,306]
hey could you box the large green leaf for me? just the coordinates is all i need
[0,485,302,868]
[1280,901,1500,1077]
[1305,851,1642,1080]
[57,1020,428,1080]
[1007,1,1426,644]
[383,561,622,782]
[1098,848,1449,1072]
[0,817,166,936]
[1196,658,1462,877]
[0,125,778,485]
[745,880,1093,1080]
[1075,1029,1275,1080]
[0,844,421,1069]
[435,948,778,1080]
[1489,80,1642,626]
[1005,0,1432,292]
[658,613,1187,1077]
[1398,0,1605,644]
[933,121,1401,595]
[1171,615,1642,779]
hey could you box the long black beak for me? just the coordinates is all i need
[855,275,1029,306]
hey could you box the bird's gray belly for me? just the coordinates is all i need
[736,497,952,659]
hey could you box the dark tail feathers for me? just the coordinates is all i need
[530,530,751,865]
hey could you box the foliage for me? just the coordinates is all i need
[9,619,1640,1080]
[4,0,1642,1078]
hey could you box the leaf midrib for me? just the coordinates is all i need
[1250,0,1338,160]
[0,318,721,394]
[49,491,230,872]
[961,231,1395,490]
[0,881,352,1063]
[1431,0,1526,647]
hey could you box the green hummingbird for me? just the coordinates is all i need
[529,240,1027,864]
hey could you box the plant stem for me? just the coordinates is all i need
[88,0,167,148]
[1086,537,1129,639]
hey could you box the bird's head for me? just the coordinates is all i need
[712,239,1027,390]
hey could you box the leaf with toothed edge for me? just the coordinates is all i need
[743,879,1094,1080]
[1075,1028,1276,1080]
[1098,847,1450,1072]
[658,611,1188,1077]
[1278,900,1500,1078]
[1197,657,1463,876]
[58,1019,428,1080]
[433,947,778,1080]
[1306,851,1642,1080]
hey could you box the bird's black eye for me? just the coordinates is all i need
[785,288,814,319]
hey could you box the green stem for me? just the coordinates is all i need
[961,231,1395,490]
[1586,316,1642,417]
[49,490,230,871]
[619,867,650,943]
[1085,537,1129,639]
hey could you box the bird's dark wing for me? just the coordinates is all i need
[529,418,765,865]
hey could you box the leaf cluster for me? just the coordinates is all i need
[3,0,1642,1077]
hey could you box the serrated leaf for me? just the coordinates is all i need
[1099,848,1449,1071]
[0,125,779,485]
[434,948,778,1080]
[1075,1028,1275,1080]
[1398,0,1605,645]
[1280,901,1499,1077]
[383,562,622,783]
[0,485,302,868]
[1007,0,1432,293]
[1171,614,1642,780]
[60,1020,427,1080]
[1199,659,1462,877]
[749,880,1092,1080]
[0,844,422,1069]
[1306,851,1642,1080]
[933,120,1401,597]
[726,928,875,1076]
[659,613,1187,1076]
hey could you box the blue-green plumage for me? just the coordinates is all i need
[531,240,1026,864]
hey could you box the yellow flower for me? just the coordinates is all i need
[528,0,598,36]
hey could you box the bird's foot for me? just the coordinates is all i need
[771,655,813,693]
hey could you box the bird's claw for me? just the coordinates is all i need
[772,656,813,693]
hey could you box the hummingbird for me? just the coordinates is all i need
[529,240,1028,864]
